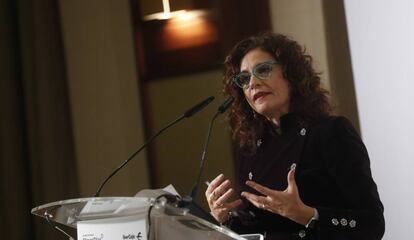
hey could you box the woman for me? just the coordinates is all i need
[204,33,384,240]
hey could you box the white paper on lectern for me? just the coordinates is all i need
[77,215,147,240]
[80,199,127,215]
[134,184,180,199]
[80,198,150,216]
[162,184,180,196]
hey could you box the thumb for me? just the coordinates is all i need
[287,163,297,191]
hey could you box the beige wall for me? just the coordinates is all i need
[59,0,150,197]
[269,0,331,90]
[269,0,359,129]
[147,71,235,204]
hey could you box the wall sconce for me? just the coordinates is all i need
[140,0,195,21]
[143,0,186,21]
[137,0,221,79]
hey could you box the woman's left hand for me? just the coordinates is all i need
[241,164,314,225]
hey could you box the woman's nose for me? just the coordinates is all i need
[247,74,261,89]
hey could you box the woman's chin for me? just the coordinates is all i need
[255,108,272,118]
[254,103,273,116]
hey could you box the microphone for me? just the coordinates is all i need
[175,97,233,225]
[184,96,215,118]
[94,96,215,197]
[189,96,235,201]
[217,96,235,114]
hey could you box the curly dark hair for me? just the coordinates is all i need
[223,32,332,152]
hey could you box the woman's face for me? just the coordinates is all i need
[240,48,290,122]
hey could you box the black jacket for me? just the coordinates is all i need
[229,115,385,240]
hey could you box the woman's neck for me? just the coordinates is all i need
[266,110,289,128]
[268,117,280,128]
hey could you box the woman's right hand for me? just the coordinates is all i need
[205,174,242,224]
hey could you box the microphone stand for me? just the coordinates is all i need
[190,96,234,200]
[178,97,234,225]
[94,115,184,197]
[190,111,220,200]
[94,96,215,197]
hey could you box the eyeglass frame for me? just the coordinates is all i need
[232,60,279,89]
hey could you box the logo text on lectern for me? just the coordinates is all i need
[122,233,142,240]
[82,233,104,240]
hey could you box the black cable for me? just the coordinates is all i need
[147,194,180,240]
[44,211,75,240]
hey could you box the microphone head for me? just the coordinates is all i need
[218,96,235,113]
[183,96,215,118]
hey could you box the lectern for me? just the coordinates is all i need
[31,196,247,240]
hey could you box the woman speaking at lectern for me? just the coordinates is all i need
[204,32,384,240]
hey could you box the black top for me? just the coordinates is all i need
[229,114,385,240]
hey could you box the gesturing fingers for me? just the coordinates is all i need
[245,180,280,197]
[208,180,230,204]
[226,199,243,209]
[286,167,299,193]
[205,180,242,224]
[206,174,225,196]
[217,198,243,210]
[241,191,271,209]
[215,188,234,207]
[241,164,310,223]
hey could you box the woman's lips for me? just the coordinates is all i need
[253,92,270,102]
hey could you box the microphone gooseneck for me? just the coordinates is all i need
[189,96,235,200]
[94,96,215,197]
